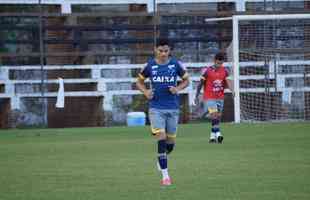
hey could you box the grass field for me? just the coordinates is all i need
[0,122,309,200]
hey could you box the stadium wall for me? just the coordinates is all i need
[1,1,310,127]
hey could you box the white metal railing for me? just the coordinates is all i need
[0,0,306,13]
[1,61,309,112]
[0,63,209,110]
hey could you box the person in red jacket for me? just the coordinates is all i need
[194,52,234,143]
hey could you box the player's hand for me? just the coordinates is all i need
[144,89,153,100]
[231,91,235,97]
[169,86,179,94]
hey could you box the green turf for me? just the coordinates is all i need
[0,122,309,200]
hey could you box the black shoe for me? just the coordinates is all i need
[209,138,217,143]
[217,136,224,144]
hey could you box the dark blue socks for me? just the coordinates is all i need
[166,143,175,154]
[211,118,220,133]
[158,140,167,169]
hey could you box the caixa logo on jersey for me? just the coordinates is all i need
[152,76,175,83]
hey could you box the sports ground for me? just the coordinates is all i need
[0,122,309,200]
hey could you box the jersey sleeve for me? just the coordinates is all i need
[137,64,150,80]
[225,66,233,80]
[176,61,189,80]
[200,67,208,81]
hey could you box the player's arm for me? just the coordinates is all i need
[170,73,189,94]
[169,62,189,94]
[178,74,190,91]
[226,78,234,93]
[225,67,234,96]
[194,68,207,104]
[194,77,205,104]
[136,66,153,100]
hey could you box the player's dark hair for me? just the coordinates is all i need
[156,38,170,47]
[215,52,225,61]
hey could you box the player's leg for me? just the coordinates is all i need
[203,100,219,143]
[148,108,171,185]
[166,136,176,154]
[166,109,179,154]
[156,132,171,185]
[214,100,224,143]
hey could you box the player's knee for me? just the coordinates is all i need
[151,128,166,139]
[208,112,215,119]
[216,112,222,119]
[210,113,221,121]
[157,132,167,140]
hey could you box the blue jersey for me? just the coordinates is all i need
[138,58,188,109]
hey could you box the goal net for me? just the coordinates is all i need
[233,14,310,123]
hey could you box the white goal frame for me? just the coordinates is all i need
[232,14,310,123]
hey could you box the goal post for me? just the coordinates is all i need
[232,14,310,123]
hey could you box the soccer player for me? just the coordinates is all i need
[194,52,234,143]
[136,38,189,186]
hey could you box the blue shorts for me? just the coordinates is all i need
[203,99,224,116]
[148,108,179,138]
